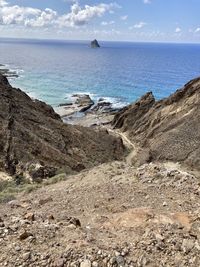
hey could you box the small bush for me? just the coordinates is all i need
[0,172,68,202]
[22,184,40,194]
[0,180,16,192]
[43,173,68,185]
[0,192,16,203]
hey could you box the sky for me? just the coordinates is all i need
[0,0,200,43]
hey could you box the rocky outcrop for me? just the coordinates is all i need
[90,98,118,114]
[0,74,124,178]
[91,39,100,48]
[0,65,18,78]
[73,94,94,112]
[112,77,200,169]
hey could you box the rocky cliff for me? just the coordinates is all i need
[0,74,124,179]
[112,77,200,169]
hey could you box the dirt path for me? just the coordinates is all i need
[108,128,137,165]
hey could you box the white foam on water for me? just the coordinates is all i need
[15,68,24,75]
[99,96,128,109]
[0,63,24,77]
[27,91,38,100]
[64,91,128,110]
[65,91,97,102]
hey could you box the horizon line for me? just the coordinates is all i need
[0,36,200,45]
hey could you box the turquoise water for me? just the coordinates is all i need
[1,38,200,107]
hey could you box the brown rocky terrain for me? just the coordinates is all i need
[0,159,200,266]
[112,77,200,170]
[0,74,124,179]
[0,75,200,266]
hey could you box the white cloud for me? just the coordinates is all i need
[57,3,118,27]
[0,5,41,25]
[63,0,77,3]
[143,0,151,4]
[195,27,200,33]
[101,20,115,26]
[120,15,128,21]
[175,27,181,33]
[0,0,7,7]
[25,8,57,27]
[132,22,147,29]
[0,1,118,28]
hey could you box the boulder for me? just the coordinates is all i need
[72,94,94,112]
[91,99,120,114]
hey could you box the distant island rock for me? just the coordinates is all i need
[91,39,100,48]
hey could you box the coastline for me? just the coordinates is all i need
[0,64,19,78]
[1,68,200,266]
[1,64,124,127]
[54,94,122,127]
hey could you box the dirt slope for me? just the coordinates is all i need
[0,160,200,266]
[112,77,200,169]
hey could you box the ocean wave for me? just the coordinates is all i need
[64,92,128,108]
[0,63,24,78]
[100,96,128,108]
[65,91,96,100]
[14,68,24,75]
[26,91,38,100]
[65,91,97,102]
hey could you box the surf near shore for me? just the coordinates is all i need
[54,93,125,127]
[0,64,20,78]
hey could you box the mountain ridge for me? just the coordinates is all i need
[112,76,200,169]
[0,74,124,179]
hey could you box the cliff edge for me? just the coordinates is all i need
[0,74,124,179]
[112,77,200,169]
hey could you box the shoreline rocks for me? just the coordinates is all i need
[0,64,19,78]
[55,95,122,127]
[73,94,94,112]
[55,94,95,117]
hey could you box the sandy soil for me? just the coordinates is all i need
[0,133,200,266]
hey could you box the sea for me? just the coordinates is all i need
[1,38,200,108]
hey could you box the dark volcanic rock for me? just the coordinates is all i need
[58,102,73,107]
[0,74,9,86]
[91,39,100,48]
[0,74,124,178]
[0,66,19,78]
[112,77,200,169]
[91,99,119,114]
[73,94,94,112]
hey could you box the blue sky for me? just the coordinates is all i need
[0,0,200,42]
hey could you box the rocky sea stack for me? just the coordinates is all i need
[91,39,100,48]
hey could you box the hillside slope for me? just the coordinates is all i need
[0,160,200,266]
[112,77,200,169]
[0,74,124,178]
